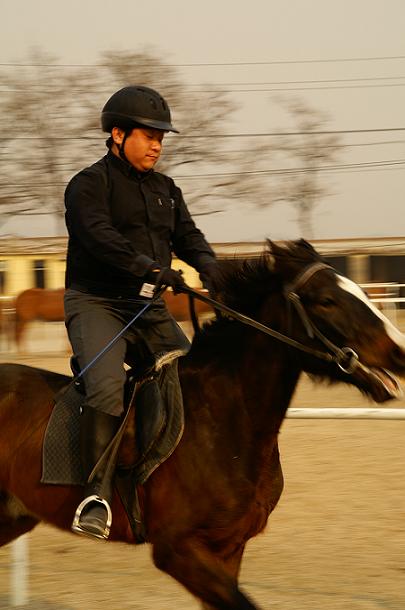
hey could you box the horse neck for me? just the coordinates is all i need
[239,331,302,435]
[184,296,304,434]
[187,331,302,485]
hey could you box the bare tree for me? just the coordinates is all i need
[0,48,102,233]
[271,98,342,238]
[1,47,271,232]
[0,49,341,239]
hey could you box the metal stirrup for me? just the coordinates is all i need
[71,495,112,540]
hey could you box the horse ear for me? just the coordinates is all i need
[265,239,276,270]
[266,238,279,254]
[266,239,286,257]
[297,238,316,253]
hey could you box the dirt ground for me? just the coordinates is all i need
[0,323,404,609]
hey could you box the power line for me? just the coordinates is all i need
[1,128,405,142]
[181,128,405,138]
[0,55,405,68]
[163,141,405,155]
[189,83,405,93]
[2,138,400,162]
[5,158,405,186]
[188,76,405,86]
[2,83,405,94]
[3,75,405,94]
[333,139,405,148]
[172,159,405,179]
[4,165,404,193]
[1,79,405,98]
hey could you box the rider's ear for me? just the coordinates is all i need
[111,127,125,146]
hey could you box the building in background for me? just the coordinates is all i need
[1,236,405,297]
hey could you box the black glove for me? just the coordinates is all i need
[199,262,218,297]
[150,267,186,294]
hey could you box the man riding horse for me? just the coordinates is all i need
[64,85,217,540]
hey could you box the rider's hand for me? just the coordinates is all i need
[199,262,218,297]
[150,267,186,294]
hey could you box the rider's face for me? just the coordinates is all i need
[112,127,165,172]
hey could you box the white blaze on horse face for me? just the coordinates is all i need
[337,275,405,349]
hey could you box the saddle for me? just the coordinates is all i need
[41,361,184,541]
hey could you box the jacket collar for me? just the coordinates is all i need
[106,150,153,181]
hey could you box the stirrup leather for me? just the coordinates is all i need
[71,494,112,540]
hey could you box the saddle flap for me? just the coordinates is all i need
[135,378,167,457]
[41,361,184,487]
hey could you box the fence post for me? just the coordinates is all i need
[11,536,28,606]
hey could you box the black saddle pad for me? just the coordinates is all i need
[41,361,184,486]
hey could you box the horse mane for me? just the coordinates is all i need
[209,238,323,314]
[210,254,275,315]
[186,239,325,366]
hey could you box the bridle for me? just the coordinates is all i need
[181,261,360,375]
[283,262,359,374]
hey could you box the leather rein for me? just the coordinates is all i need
[181,262,359,375]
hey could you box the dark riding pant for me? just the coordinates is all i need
[64,288,190,416]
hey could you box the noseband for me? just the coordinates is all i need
[182,262,359,375]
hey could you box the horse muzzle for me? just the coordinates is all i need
[350,360,403,403]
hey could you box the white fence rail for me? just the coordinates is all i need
[287,407,405,420]
[11,536,28,607]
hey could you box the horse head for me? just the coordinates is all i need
[266,239,405,403]
[205,238,405,404]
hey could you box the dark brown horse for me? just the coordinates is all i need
[13,286,213,349]
[1,239,405,610]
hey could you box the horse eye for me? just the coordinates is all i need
[318,297,335,308]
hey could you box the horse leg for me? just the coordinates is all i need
[15,319,25,352]
[199,545,246,610]
[153,538,257,610]
[0,492,39,547]
[0,516,38,547]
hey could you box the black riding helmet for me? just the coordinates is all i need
[101,85,179,133]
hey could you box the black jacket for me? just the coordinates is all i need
[65,152,216,297]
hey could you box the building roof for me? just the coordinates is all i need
[1,235,405,257]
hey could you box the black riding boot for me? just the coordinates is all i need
[71,405,121,540]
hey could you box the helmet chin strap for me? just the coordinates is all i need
[118,131,130,163]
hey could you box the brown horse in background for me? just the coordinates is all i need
[14,288,65,348]
[13,286,213,349]
[0,239,405,609]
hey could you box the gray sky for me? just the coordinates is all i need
[1,0,405,242]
